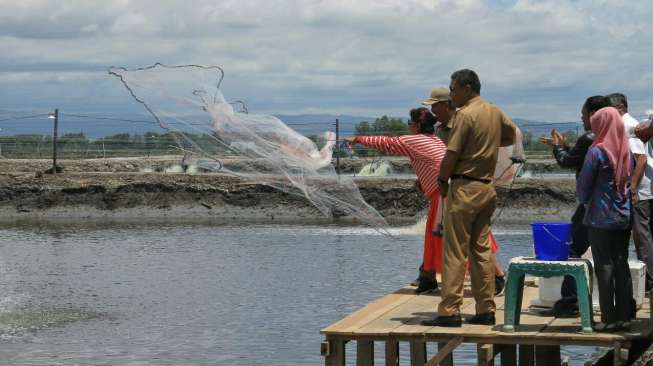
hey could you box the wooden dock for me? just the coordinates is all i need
[321,281,652,365]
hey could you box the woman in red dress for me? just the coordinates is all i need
[347,108,504,293]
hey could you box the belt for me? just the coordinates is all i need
[450,174,492,184]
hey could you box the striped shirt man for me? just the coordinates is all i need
[353,134,447,198]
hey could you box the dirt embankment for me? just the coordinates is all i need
[339,157,561,175]
[0,160,577,224]
[0,156,563,175]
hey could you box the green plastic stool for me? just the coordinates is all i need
[502,256,593,333]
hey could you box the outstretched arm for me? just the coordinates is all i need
[552,133,592,169]
[347,135,410,157]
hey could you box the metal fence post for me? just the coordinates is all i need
[49,109,59,173]
[335,118,340,176]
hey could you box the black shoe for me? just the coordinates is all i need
[410,276,420,287]
[551,299,580,318]
[494,275,505,296]
[467,313,496,325]
[415,278,439,294]
[421,314,462,327]
[411,264,425,286]
[617,320,631,331]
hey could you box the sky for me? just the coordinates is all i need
[1,0,653,123]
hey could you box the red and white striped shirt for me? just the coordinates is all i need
[353,134,447,197]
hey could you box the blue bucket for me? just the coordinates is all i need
[531,222,571,261]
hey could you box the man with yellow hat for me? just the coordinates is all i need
[422,87,455,144]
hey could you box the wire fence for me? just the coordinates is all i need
[0,109,643,160]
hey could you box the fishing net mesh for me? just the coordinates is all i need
[109,63,387,229]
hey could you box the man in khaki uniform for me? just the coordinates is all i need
[422,69,516,327]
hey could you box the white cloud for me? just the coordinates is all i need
[0,0,652,120]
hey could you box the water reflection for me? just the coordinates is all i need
[0,221,601,365]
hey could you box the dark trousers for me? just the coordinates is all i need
[588,228,634,323]
[632,199,653,290]
[559,204,591,306]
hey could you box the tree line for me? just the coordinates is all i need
[0,132,223,159]
[0,120,578,159]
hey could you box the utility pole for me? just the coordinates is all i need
[335,118,340,176]
[49,109,59,173]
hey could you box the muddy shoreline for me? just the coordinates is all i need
[0,158,577,224]
[0,155,564,175]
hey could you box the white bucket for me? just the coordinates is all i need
[531,260,646,310]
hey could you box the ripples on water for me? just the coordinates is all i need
[0,221,601,365]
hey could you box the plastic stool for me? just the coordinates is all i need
[503,256,593,333]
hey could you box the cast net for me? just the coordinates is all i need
[108,63,387,229]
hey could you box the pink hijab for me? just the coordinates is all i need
[590,107,632,191]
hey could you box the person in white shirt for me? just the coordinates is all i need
[609,92,653,293]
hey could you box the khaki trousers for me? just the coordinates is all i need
[437,179,497,316]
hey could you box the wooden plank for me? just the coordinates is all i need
[502,286,553,334]
[322,283,651,352]
[325,339,345,366]
[423,290,484,338]
[490,286,557,344]
[409,341,426,366]
[357,340,374,366]
[446,285,553,344]
[357,290,445,337]
[354,296,424,336]
[538,298,651,344]
[421,284,557,343]
[535,345,559,365]
[477,343,494,366]
[322,288,416,335]
[425,337,463,366]
[537,315,613,344]
[390,290,473,337]
[438,342,454,366]
[385,340,399,366]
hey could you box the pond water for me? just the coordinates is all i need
[0,221,602,365]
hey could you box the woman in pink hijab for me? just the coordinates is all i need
[577,106,634,332]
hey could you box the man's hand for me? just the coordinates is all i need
[635,122,653,143]
[540,129,566,146]
[539,136,554,146]
[631,189,639,205]
[343,137,356,147]
[552,130,566,146]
